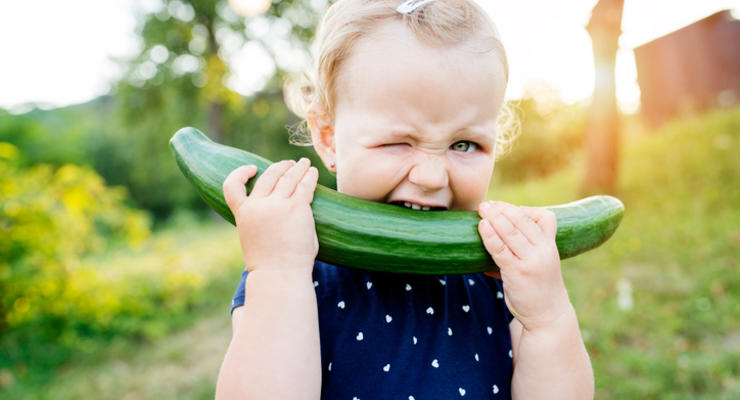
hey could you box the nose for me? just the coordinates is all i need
[408,154,449,191]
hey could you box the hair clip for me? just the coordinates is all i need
[396,0,436,14]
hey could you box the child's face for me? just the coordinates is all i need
[312,21,507,211]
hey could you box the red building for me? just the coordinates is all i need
[634,10,740,125]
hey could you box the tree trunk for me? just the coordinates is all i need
[582,0,624,195]
[204,17,224,144]
[208,101,224,144]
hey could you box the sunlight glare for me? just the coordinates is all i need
[228,0,271,17]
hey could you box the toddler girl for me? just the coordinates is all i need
[216,0,594,398]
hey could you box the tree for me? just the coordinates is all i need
[582,0,624,195]
[111,0,323,217]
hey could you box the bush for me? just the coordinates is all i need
[495,95,587,182]
[490,106,740,399]
[0,142,151,336]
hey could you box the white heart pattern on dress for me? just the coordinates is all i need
[431,359,439,368]
[487,326,493,335]
[383,363,390,372]
[462,304,470,312]
[337,301,345,309]
[426,307,434,315]
[459,387,466,396]
[405,283,412,291]
[493,384,500,394]
[385,314,392,323]
[356,332,363,341]
[497,291,504,299]
[366,281,372,289]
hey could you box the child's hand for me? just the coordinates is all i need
[223,158,320,273]
[477,201,572,331]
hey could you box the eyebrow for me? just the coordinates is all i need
[455,127,497,143]
[383,127,496,143]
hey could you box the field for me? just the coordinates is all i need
[1,107,738,399]
[493,108,740,399]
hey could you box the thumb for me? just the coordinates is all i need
[222,165,258,215]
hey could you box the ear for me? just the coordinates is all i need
[307,104,336,171]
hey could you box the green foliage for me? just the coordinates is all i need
[0,107,89,168]
[495,94,587,183]
[0,145,244,384]
[3,107,738,398]
[0,218,244,396]
[110,0,328,216]
[0,143,151,338]
[491,106,740,399]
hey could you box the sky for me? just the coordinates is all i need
[0,0,738,114]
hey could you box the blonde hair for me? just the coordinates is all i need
[284,0,519,159]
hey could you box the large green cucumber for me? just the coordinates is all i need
[170,126,624,274]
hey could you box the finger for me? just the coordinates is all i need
[489,210,532,259]
[495,202,545,245]
[223,165,258,214]
[250,160,295,197]
[479,201,524,259]
[273,157,311,197]
[478,218,516,267]
[293,166,319,203]
[520,206,558,238]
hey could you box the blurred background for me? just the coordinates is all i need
[0,0,738,398]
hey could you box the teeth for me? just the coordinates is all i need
[401,201,432,211]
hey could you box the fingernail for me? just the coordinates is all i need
[480,202,491,210]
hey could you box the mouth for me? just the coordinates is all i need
[389,201,448,211]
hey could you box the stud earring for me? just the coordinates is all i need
[329,161,335,169]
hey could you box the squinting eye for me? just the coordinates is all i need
[451,141,477,152]
[382,143,410,149]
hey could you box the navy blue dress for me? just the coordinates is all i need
[231,260,514,399]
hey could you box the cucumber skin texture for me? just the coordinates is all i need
[169,127,624,275]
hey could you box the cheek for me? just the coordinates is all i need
[450,156,495,208]
[336,150,407,200]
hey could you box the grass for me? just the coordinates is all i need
[16,310,231,400]
[2,107,739,399]
[0,219,243,399]
[490,107,740,399]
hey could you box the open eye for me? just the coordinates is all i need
[450,141,478,153]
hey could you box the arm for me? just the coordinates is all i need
[478,201,594,399]
[215,159,322,400]
[509,309,593,399]
[216,269,321,399]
